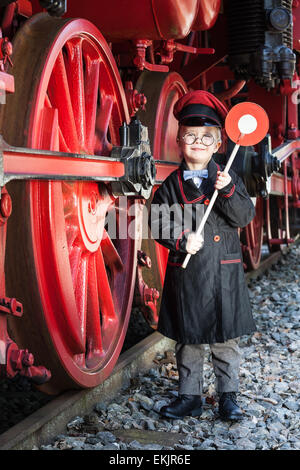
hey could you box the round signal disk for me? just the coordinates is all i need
[225,102,269,146]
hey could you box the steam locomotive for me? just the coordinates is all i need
[0,0,299,393]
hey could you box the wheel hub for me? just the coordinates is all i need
[77,183,109,253]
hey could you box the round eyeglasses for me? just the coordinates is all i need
[181,132,215,146]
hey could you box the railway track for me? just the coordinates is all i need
[0,241,298,451]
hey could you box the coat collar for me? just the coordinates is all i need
[178,158,220,203]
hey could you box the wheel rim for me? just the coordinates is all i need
[241,197,264,270]
[4,14,139,391]
[136,71,188,288]
[137,71,187,162]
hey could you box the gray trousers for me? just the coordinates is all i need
[175,338,241,395]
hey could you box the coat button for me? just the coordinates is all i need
[204,198,210,205]
[214,235,220,242]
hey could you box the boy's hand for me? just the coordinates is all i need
[186,232,204,255]
[215,171,231,190]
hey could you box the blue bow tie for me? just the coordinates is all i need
[183,169,208,181]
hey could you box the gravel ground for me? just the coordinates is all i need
[38,245,300,451]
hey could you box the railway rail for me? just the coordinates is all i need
[0,242,297,451]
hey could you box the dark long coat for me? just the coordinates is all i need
[149,157,257,344]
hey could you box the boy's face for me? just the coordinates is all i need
[177,125,221,168]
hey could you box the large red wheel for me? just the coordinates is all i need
[3,14,141,393]
[136,71,188,293]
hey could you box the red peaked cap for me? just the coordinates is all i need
[173,90,228,128]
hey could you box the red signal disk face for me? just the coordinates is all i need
[225,102,269,146]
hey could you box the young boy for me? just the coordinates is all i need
[149,90,256,421]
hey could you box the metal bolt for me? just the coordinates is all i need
[21,350,34,367]
[2,39,12,57]
[137,250,152,268]
[0,193,12,218]
[144,287,159,303]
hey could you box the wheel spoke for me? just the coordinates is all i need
[48,50,79,152]
[74,252,88,348]
[94,91,113,155]
[96,247,119,336]
[44,94,70,152]
[38,107,59,151]
[63,184,78,222]
[84,57,100,153]
[69,244,82,287]
[99,62,123,145]
[86,253,103,367]
[58,126,71,153]
[101,229,124,273]
[64,38,87,152]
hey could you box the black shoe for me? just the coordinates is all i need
[219,392,243,421]
[159,394,202,419]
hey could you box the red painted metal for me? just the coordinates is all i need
[1,3,16,38]
[0,297,22,317]
[154,161,180,183]
[191,0,221,30]
[240,76,300,256]
[266,196,294,250]
[293,0,300,50]
[65,0,220,41]
[16,0,32,17]
[158,39,215,65]
[0,32,14,99]
[0,37,13,67]
[241,198,264,270]
[5,342,51,383]
[1,1,32,38]
[2,15,142,392]
[137,72,188,162]
[135,250,159,328]
[0,186,51,384]
[247,81,287,148]
[1,143,126,181]
[133,39,169,72]
[125,81,147,117]
[216,80,246,102]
